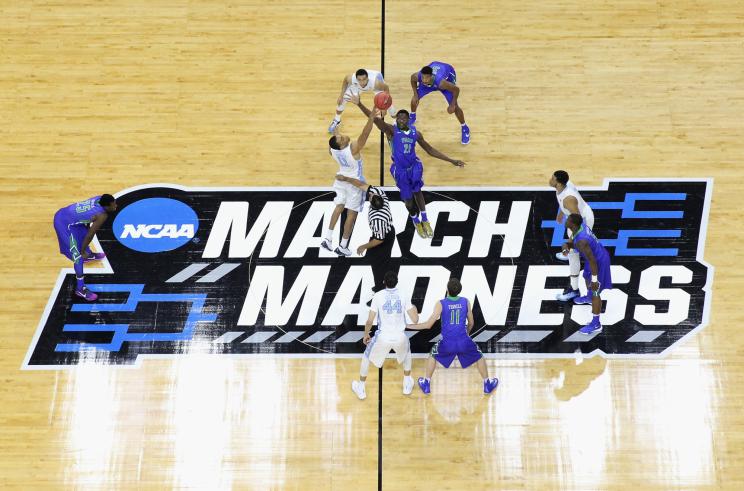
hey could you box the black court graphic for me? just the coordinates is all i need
[24,179,713,368]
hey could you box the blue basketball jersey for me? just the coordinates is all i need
[391,124,419,168]
[418,61,455,88]
[57,196,105,227]
[574,226,609,263]
[440,296,469,339]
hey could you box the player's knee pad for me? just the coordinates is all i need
[336,103,346,112]
[568,251,581,275]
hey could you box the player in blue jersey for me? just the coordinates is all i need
[350,95,465,239]
[53,194,117,301]
[409,278,499,394]
[410,62,470,144]
[563,214,613,334]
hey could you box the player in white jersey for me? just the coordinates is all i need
[323,107,380,256]
[328,68,397,133]
[550,170,596,301]
[351,271,422,400]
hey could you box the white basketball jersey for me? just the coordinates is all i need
[350,69,382,92]
[371,288,413,337]
[331,144,363,179]
[556,180,591,218]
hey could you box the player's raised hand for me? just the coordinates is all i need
[451,159,466,167]
[349,93,360,106]
[372,108,383,119]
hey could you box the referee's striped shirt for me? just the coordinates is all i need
[367,186,393,240]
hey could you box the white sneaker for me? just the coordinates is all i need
[403,376,414,395]
[351,380,366,400]
[321,239,333,252]
[335,246,351,257]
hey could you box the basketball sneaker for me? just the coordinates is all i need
[555,251,569,261]
[328,119,340,134]
[84,252,106,263]
[417,377,431,394]
[461,124,470,145]
[573,294,592,305]
[75,287,98,302]
[321,238,333,252]
[351,380,366,400]
[414,221,426,238]
[556,288,580,302]
[334,246,351,257]
[422,220,434,238]
[484,377,499,394]
[403,376,414,395]
[580,318,602,335]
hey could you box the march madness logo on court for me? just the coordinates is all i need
[24,179,713,368]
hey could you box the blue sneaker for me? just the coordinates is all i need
[461,124,470,145]
[579,318,602,335]
[410,113,416,124]
[418,377,431,394]
[573,294,592,305]
[328,119,340,134]
[484,378,499,394]
[556,288,580,302]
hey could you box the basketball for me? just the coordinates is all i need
[374,92,393,110]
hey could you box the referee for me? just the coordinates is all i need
[334,174,395,294]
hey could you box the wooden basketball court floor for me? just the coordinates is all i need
[1,1,743,489]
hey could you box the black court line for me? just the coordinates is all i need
[378,7,385,491]
[379,0,385,187]
[377,366,383,491]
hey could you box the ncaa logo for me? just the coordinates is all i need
[113,198,198,253]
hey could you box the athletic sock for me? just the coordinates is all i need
[461,123,467,127]
[324,229,333,241]
[593,314,600,323]
[340,237,349,248]
[333,115,341,122]
[421,211,428,222]
[411,214,420,225]
[76,276,84,290]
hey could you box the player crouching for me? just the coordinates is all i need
[410,278,498,395]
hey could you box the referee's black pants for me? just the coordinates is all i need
[366,226,397,292]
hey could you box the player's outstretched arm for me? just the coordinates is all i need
[409,72,418,95]
[351,95,394,138]
[416,132,466,167]
[334,174,369,192]
[352,108,380,154]
[408,302,442,330]
[79,213,108,258]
